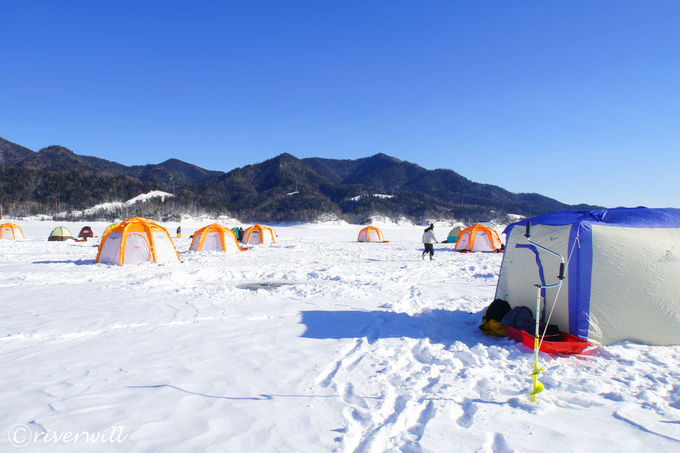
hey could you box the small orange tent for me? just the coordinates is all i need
[190,223,242,253]
[357,226,386,242]
[96,217,179,265]
[0,223,25,240]
[243,224,276,245]
[454,224,503,252]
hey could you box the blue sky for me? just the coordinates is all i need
[2,1,679,208]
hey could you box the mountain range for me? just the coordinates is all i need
[0,136,599,222]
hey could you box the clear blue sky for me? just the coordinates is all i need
[2,1,679,208]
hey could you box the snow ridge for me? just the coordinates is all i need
[61,190,174,217]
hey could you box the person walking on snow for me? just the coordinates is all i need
[422,223,438,260]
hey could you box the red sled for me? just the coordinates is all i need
[505,326,591,355]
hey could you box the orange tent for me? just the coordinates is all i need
[357,226,386,242]
[0,223,25,240]
[189,223,242,253]
[243,224,276,245]
[95,217,179,265]
[454,224,503,252]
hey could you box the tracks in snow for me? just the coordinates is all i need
[314,325,534,452]
[318,337,449,453]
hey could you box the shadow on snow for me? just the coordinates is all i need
[33,259,94,266]
[300,309,494,347]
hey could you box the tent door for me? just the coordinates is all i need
[124,233,151,264]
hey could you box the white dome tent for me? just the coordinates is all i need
[189,223,242,253]
[96,217,179,265]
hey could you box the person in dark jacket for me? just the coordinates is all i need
[422,223,438,260]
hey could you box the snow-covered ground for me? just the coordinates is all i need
[2,220,680,452]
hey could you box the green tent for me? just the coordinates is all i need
[447,225,464,244]
[48,226,74,241]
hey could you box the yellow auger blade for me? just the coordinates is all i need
[528,364,544,402]
[529,366,544,377]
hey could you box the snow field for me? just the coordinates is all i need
[1,220,680,452]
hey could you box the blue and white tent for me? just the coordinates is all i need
[495,207,680,346]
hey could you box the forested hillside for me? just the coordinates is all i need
[0,136,599,222]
